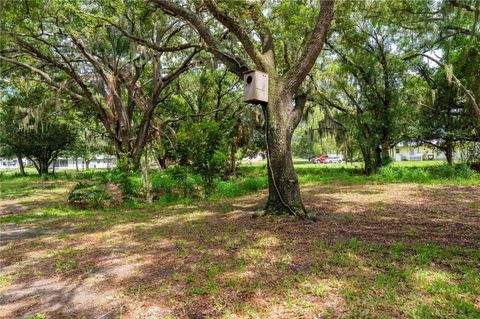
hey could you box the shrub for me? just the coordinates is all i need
[176,120,229,196]
[150,171,176,201]
[102,155,142,198]
[455,163,477,179]
[242,177,268,192]
[150,172,173,193]
[103,170,142,198]
[408,168,430,182]
[170,166,198,198]
[378,165,399,182]
[68,182,113,209]
[433,163,457,179]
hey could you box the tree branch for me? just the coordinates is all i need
[92,13,203,53]
[449,0,480,13]
[152,0,249,77]
[0,56,86,101]
[404,52,480,119]
[203,0,272,72]
[284,0,335,92]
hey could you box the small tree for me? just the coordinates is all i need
[0,83,76,175]
[0,135,26,175]
[66,124,109,171]
[176,120,228,195]
[19,123,76,174]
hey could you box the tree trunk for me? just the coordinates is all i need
[142,151,153,203]
[381,141,390,163]
[229,143,237,176]
[374,146,382,170]
[38,160,49,175]
[17,154,25,175]
[75,158,79,172]
[361,147,374,175]
[263,96,307,218]
[85,159,90,169]
[130,108,156,170]
[445,142,454,165]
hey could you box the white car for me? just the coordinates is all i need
[324,156,343,163]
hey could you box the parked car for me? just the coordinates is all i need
[324,155,343,163]
[311,155,329,164]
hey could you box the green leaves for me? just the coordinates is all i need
[176,119,229,195]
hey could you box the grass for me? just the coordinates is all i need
[1,162,479,318]
[240,161,480,187]
[1,161,479,225]
[1,160,478,203]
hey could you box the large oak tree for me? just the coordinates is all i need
[152,0,335,217]
[0,0,198,168]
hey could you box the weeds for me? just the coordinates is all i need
[2,162,478,207]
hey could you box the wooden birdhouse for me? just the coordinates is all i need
[243,70,268,104]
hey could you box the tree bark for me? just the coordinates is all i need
[445,141,454,165]
[38,160,49,175]
[381,141,390,162]
[361,147,373,175]
[263,91,307,217]
[17,154,25,175]
[229,143,237,176]
[374,146,382,170]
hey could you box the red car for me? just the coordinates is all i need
[312,155,329,164]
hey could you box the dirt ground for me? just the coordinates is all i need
[1,183,479,318]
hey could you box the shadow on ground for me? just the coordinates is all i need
[1,183,479,318]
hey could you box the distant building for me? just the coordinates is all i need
[0,158,32,169]
[0,154,116,170]
[393,142,478,161]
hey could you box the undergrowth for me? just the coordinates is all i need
[1,162,478,206]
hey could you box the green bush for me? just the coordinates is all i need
[176,120,229,196]
[377,165,399,181]
[408,168,431,182]
[102,170,142,198]
[454,163,477,179]
[102,155,142,198]
[432,163,457,179]
[149,167,204,200]
[150,171,175,197]
[149,167,269,200]
[169,166,198,198]
[242,177,268,192]
[68,182,112,209]
[150,170,180,201]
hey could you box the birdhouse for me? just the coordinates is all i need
[243,70,268,104]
